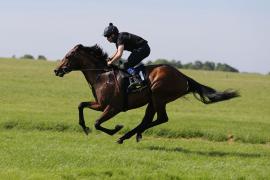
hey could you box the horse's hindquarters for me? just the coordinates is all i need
[147,65,189,103]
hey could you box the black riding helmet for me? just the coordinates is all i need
[103,23,119,37]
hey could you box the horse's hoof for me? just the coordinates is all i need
[136,133,142,142]
[117,138,124,144]
[115,124,124,131]
[83,127,90,135]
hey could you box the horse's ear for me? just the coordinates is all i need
[77,44,83,49]
[93,44,102,56]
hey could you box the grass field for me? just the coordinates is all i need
[0,58,270,179]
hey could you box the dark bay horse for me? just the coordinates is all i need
[54,44,239,144]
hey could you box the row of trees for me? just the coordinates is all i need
[12,54,47,60]
[11,54,239,73]
[146,59,239,73]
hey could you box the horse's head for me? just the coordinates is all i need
[54,44,108,77]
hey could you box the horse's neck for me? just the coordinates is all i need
[82,69,121,106]
[82,70,103,88]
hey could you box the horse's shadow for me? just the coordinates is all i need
[142,145,263,158]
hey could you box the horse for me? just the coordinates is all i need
[54,44,239,144]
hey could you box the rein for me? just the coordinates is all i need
[72,68,110,72]
[72,63,122,73]
[72,66,121,93]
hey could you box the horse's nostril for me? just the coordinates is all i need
[63,67,69,72]
[54,69,62,76]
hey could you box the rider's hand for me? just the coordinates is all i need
[107,60,113,66]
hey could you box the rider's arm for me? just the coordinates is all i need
[109,50,118,60]
[108,45,124,65]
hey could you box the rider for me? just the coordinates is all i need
[104,23,150,89]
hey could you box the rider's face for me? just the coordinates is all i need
[106,34,114,43]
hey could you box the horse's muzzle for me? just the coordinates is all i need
[54,66,71,77]
[54,68,64,77]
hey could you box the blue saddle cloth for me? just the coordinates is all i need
[126,64,147,93]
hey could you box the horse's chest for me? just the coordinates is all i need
[96,73,116,105]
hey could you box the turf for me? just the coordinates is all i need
[0,58,270,179]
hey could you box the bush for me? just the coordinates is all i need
[147,59,239,73]
[37,55,47,60]
[149,59,182,68]
[203,61,215,71]
[20,54,34,59]
[215,63,239,72]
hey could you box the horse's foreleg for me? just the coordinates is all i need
[117,102,156,144]
[94,105,123,136]
[78,101,103,135]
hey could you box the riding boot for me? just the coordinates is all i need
[128,75,142,89]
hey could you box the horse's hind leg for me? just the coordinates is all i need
[117,102,156,144]
[94,105,123,136]
[78,101,103,135]
[138,103,168,136]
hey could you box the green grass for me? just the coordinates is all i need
[1,58,270,179]
[1,130,270,180]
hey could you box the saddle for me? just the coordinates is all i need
[119,63,148,93]
[107,63,149,111]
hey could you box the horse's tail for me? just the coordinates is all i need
[185,75,239,104]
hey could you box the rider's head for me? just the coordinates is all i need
[103,23,119,43]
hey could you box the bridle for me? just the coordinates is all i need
[57,49,121,91]
[61,63,111,73]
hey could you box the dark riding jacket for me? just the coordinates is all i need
[114,32,148,52]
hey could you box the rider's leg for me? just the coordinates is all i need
[124,45,150,69]
[124,44,150,88]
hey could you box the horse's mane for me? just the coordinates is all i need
[82,44,108,62]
